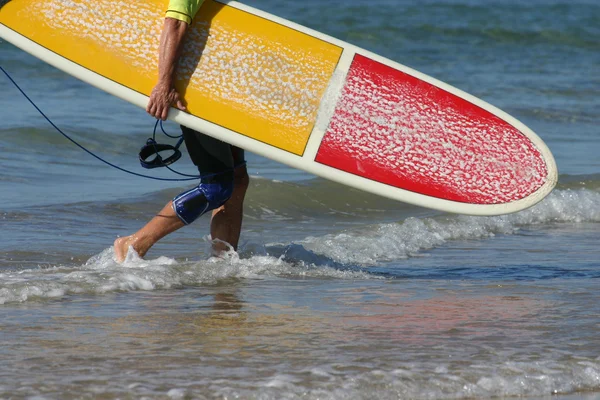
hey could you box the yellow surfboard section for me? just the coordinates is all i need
[0,0,342,155]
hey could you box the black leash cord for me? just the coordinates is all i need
[0,64,200,182]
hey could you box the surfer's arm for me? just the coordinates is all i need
[156,17,188,90]
[147,17,189,120]
[147,0,204,120]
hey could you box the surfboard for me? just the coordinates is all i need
[0,0,557,216]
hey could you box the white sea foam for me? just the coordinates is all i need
[166,388,187,399]
[162,356,600,399]
[0,245,373,304]
[0,189,598,304]
[293,358,600,400]
[299,189,600,265]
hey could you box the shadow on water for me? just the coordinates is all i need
[261,243,394,278]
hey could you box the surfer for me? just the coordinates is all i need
[114,0,249,262]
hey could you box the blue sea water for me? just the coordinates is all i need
[1,0,599,398]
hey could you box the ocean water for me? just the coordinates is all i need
[1,0,599,398]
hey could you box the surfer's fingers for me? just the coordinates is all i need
[176,99,187,111]
[147,101,158,118]
[146,104,154,117]
[159,103,170,121]
[147,92,160,116]
[170,90,185,111]
[146,99,154,114]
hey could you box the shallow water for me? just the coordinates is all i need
[1,0,599,398]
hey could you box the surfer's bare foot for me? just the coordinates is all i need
[114,236,135,263]
[210,238,235,258]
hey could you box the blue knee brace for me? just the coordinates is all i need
[172,181,234,225]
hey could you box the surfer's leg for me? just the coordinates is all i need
[113,126,241,262]
[182,126,249,255]
[210,161,249,255]
[114,177,235,262]
[114,201,184,262]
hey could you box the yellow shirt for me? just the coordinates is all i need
[165,0,205,24]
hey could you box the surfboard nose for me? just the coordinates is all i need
[315,54,556,207]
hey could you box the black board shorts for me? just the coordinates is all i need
[181,125,246,182]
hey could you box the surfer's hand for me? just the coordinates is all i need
[147,82,187,121]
